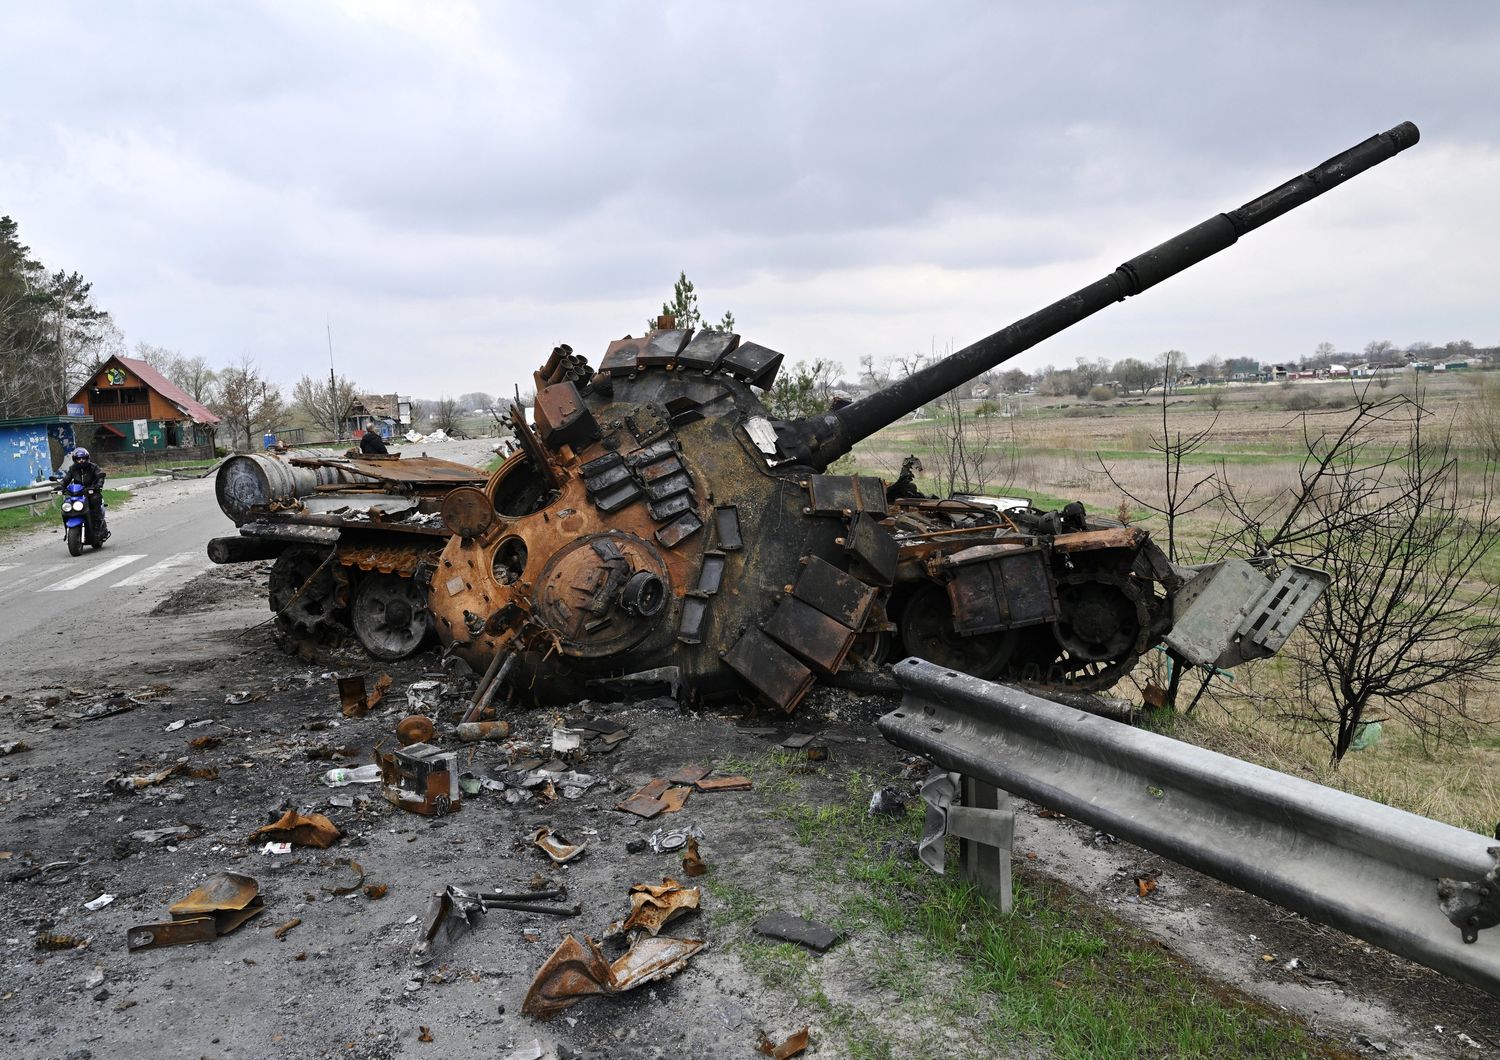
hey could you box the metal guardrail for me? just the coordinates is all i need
[0,484,56,513]
[878,657,1500,998]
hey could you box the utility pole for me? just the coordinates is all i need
[327,322,340,440]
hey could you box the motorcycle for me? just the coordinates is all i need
[59,481,108,556]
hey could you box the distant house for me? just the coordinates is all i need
[1326,364,1350,377]
[345,393,413,439]
[64,355,220,454]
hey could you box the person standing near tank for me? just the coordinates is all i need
[359,429,389,455]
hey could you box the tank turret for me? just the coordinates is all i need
[428,124,1420,710]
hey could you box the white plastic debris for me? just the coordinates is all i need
[261,842,293,855]
[83,894,115,911]
[163,719,186,732]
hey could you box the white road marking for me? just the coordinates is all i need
[40,555,147,592]
[0,562,69,594]
[112,552,201,587]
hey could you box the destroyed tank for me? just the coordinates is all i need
[216,123,1418,713]
[210,450,488,659]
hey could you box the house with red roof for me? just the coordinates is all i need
[64,354,221,454]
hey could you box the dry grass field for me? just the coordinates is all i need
[855,369,1500,836]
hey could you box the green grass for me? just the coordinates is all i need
[713,752,1331,1059]
[0,488,131,536]
[107,459,218,480]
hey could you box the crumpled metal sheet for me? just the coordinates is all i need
[521,932,705,1020]
[621,878,700,936]
[249,810,342,849]
[919,769,961,874]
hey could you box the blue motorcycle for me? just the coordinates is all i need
[59,481,108,556]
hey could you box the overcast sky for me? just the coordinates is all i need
[3,1,1496,401]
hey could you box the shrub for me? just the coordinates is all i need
[1088,385,1114,402]
[1283,391,1320,411]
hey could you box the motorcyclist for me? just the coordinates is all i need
[60,447,109,541]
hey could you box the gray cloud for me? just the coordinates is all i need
[2,0,1496,396]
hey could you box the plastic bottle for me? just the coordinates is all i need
[321,763,381,786]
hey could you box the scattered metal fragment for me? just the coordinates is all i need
[224,691,264,705]
[456,721,512,742]
[667,763,711,786]
[756,1026,810,1059]
[396,715,435,746]
[867,785,906,816]
[127,872,265,952]
[450,885,580,917]
[186,735,221,750]
[36,933,89,951]
[272,917,302,940]
[532,827,587,865]
[411,888,483,966]
[647,825,703,854]
[616,778,672,819]
[682,838,707,877]
[659,785,692,813]
[338,673,391,718]
[500,1042,548,1060]
[323,860,366,897]
[109,763,181,794]
[778,734,816,750]
[0,739,30,756]
[551,727,584,753]
[695,775,752,793]
[621,878,700,936]
[164,719,186,732]
[250,810,342,849]
[364,883,389,900]
[751,912,839,953]
[521,932,705,1020]
[379,742,461,816]
[418,1026,433,1043]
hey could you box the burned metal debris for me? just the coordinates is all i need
[522,933,705,1020]
[127,872,265,952]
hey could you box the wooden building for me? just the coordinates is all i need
[65,355,220,455]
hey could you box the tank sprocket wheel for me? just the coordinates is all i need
[350,572,433,661]
[899,582,1015,680]
[269,547,346,640]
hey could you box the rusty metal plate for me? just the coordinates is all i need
[335,543,431,577]
[720,341,784,389]
[676,330,739,372]
[626,440,676,468]
[127,916,219,952]
[655,511,703,549]
[648,494,694,521]
[535,381,600,450]
[697,554,726,594]
[441,486,494,539]
[844,511,897,586]
[640,329,691,368]
[677,596,709,643]
[792,555,877,629]
[944,545,1057,635]
[584,462,634,494]
[763,595,858,674]
[723,627,814,713]
[600,336,645,376]
[638,455,684,483]
[593,480,644,512]
[580,451,623,477]
[806,476,889,517]
[714,506,742,550]
[645,472,693,501]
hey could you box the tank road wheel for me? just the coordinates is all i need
[1001,574,1153,693]
[899,583,1015,680]
[66,525,83,557]
[350,573,432,661]
[269,547,343,639]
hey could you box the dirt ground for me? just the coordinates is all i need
[2,558,1498,1059]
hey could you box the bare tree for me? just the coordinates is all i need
[922,385,997,497]
[213,356,285,450]
[431,395,461,434]
[292,374,360,440]
[1220,394,1500,762]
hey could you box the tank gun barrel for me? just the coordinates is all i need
[797,121,1419,467]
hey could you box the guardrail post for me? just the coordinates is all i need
[954,777,1014,914]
